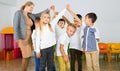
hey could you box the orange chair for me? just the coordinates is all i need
[98,43,110,62]
[108,43,120,62]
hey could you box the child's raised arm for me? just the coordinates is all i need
[66,4,82,25]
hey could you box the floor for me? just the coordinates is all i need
[0,55,120,71]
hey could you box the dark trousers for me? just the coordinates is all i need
[40,46,55,71]
[70,49,82,71]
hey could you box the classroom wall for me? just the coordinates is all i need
[0,3,14,51]
[0,0,120,50]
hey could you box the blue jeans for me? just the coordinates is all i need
[34,51,40,71]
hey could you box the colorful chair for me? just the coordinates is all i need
[0,27,22,60]
[98,43,110,62]
[108,43,120,62]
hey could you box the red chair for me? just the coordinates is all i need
[1,27,22,60]
[98,43,110,62]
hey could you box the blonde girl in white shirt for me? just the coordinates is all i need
[36,9,66,71]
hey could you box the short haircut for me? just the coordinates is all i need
[76,14,82,20]
[35,17,40,23]
[67,23,76,31]
[57,18,65,24]
[86,12,97,23]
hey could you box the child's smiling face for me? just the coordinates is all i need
[58,21,65,29]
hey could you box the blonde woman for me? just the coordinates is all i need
[13,1,54,71]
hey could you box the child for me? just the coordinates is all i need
[65,4,83,71]
[54,18,66,71]
[55,18,66,40]
[82,12,100,71]
[31,17,40,71]
[35,9,66,71]
[56,24,76,71]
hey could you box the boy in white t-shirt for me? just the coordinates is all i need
[54,18,66,71]
[55,18,66,40]
[56,24,76,71]
[65,4,84,71]
[31,17,41,71]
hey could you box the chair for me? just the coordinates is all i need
[98,43,110,62]
[108,43,120,62]
[0,27,22,60]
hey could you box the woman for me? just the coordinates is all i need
[13,1,54,71]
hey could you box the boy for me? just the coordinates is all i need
[56,24,76,71]
[31,17,40,71]
[82,12,100,71]
[55,18,66,40]
[55,18,66,71]
[65,4,84,71]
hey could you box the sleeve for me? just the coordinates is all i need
[59,35,66,45]
[31,30,36,49]
[50,9,67,31]
[95,27,100,39]
[13,11,21,40]
[35,27,41,53]
[32,9,49,18]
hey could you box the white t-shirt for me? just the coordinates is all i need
[55,24,66,40]
[31,28,41,52]
[69,23,86,51]
[35,9,66,52]
[56,33,70,56]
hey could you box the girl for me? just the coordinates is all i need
[35,9,66,71]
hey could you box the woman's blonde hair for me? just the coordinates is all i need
[39,12,53,32]
[20,1,34,10]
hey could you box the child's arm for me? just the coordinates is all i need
[52,11,59,20]
[62,16,71,25]
[35,27,41,58]
[95,27,100,42]
[66,4,82,25]
[32,5,55,18]
[60,44,69,62]
[51,9,66,30]
[31,30,36,50]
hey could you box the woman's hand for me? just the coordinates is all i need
[49,5,55,11]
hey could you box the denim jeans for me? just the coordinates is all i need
[34,51,40,71]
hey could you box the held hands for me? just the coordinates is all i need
[49,4,72,11]
[49,5,55,11]
[66,4,71,11]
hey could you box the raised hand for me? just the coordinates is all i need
[49,5,55,11]
[66,4,70,11]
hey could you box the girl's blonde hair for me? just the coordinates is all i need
[20,1,34,10]
[39,12,53,32]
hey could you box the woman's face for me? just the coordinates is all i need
[25,5,34,13]
[42,14,50,24]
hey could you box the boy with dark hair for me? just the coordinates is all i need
[65,5,83,71]
[82,12,100,71]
